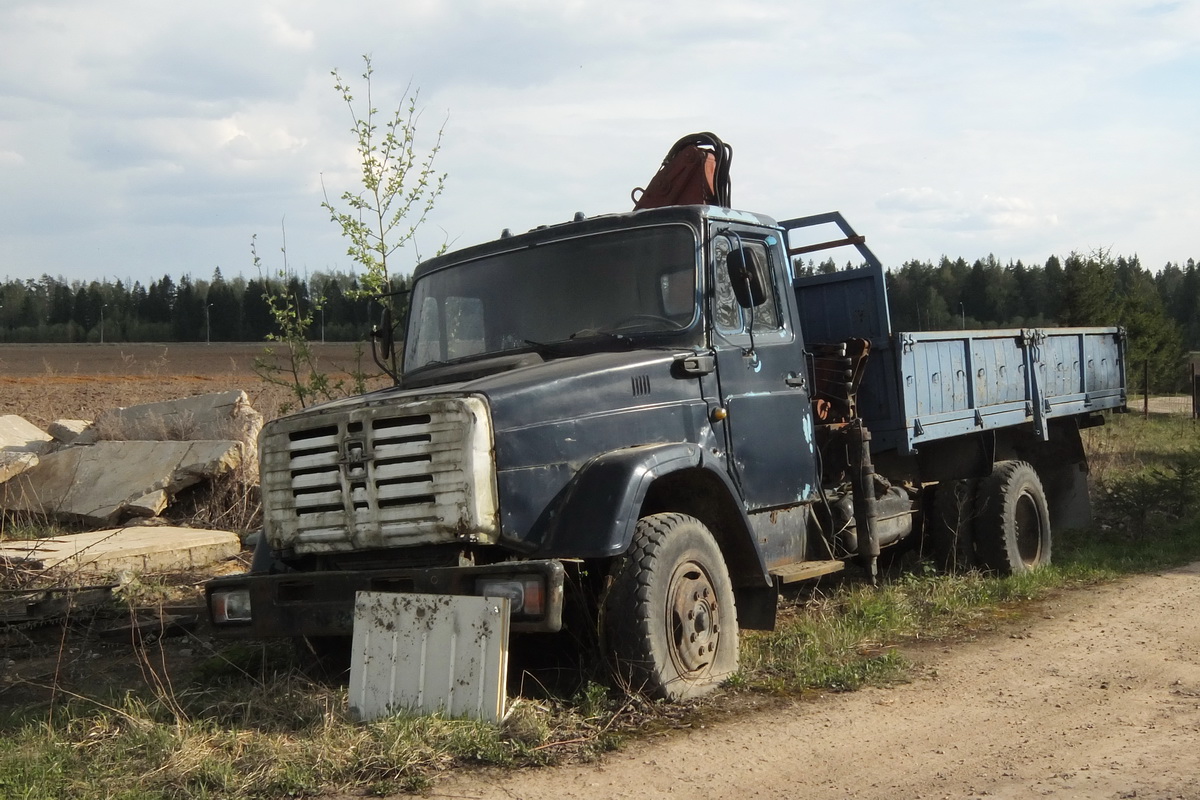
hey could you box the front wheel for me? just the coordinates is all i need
[974,461,1052,575]
[602,513,739,701]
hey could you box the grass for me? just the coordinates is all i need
[0,649,624,800]
[0,515,72,544]
[2,412,1198,798]
[0,687,516,799]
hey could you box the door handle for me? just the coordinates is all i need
[679,353,716,376]
[785,372,807,389]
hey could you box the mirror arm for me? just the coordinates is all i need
[371,302,402,385]
[371,325,401,385]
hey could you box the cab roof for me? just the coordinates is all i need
[411,205,780,280]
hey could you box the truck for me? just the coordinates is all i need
[206,203,1127,701]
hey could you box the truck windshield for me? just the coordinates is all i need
[404,224,699,372]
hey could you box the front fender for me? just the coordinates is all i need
[541,442,755,564]
[541,443,700,558]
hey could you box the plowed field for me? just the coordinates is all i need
[0,342,381,427]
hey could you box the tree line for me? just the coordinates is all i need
[2,249,1195,390]
[0,269,396,346]
[867,251,1197,392]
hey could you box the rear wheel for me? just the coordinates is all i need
[974,461,1052,575]
[602,513,739,701]
[927,479,979,573]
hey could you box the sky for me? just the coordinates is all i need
[1,0,1197,288]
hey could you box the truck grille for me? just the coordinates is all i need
[260,395,498,554]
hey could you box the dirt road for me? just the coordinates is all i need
[438,564,1200,800]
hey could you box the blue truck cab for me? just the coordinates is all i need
[207,205,1126,700]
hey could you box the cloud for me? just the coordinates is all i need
[863,186,1074,266]
[878,190,1057,234]
[261,8,314,51]
[0,0,1198,284]
[877,188,950,214]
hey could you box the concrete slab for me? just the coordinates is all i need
[48,419,91,444]
[0,451,39,483]
[0,415,53,454]
[91,390,261,444]
[0,439,244,525]
[0,526,242,574]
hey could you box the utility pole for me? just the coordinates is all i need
[100,304,106,344]
[1192,360,1197,421]
[205,304,212,345]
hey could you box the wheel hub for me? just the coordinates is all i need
[668,561,721,675]
[1014,492,1043,564]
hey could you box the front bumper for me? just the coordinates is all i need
[205,559,566,637]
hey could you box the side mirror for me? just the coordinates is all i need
[727,247,770,308]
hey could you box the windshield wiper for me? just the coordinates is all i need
[569,328,629,341]
[404,350,501,377]
[524,331,635,357]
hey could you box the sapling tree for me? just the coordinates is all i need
[255,55,447,409]
[252,232,361,413]
[323,55,447,306]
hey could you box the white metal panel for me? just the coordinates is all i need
[348,591,510,724]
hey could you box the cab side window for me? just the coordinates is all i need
[712,236,781,334]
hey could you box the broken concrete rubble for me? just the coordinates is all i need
[84,390,262,466]
[48,418,91,444]
[0,414,54,455]
[0,451,39,484]
[0,392,266,528]
[0,440,245,526]
[0,414,57,485]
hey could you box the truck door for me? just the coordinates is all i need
[710,230,819,510]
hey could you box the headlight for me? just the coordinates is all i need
[476,576,545,617]
[211,588,253,623]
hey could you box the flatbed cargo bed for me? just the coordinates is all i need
[894,326,1125,452]
[788,212,1126,455]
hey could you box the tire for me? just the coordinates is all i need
[927,479,979,573]
[974,461,1052,576]
[602,513,739,701]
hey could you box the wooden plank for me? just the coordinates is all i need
[770,560,845,584]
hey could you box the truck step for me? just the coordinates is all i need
[770,560,845,584]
